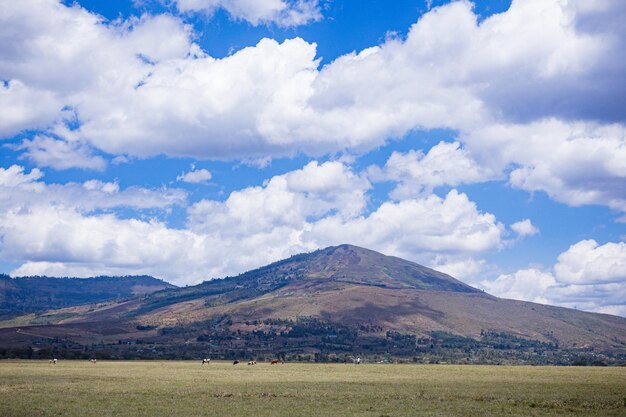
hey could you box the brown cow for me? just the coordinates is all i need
[270,359,280,365]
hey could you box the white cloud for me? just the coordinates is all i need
[1,161,505,285]
[307,190,504,259]
[177,168,212,184]
[481,268,557,305]
[510,219,539,237]
[75,36,320,159]
[0,165,194,284]
[1,0,625,291]
[0,80,61,137]
[0,4,191,92]
[481,239,626,316]
[186,184,503,280]
[2,0,625,224]
[1,161,371,283]
[465,120,626,214]
[0,165,43,187]
[186,165,503,262]
[83,180,119,194]
[555,239,626,285]
[368,141,497,199]
[1,1,621,152]
[16,135,106,171]
[0,0,193,144]
[175,0,322,26]
[428,255,486,281]
[3,205,218,283]
[187,160,371,236]
[0,165,186,213]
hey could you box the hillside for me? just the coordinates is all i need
[0,245,625,364]
[0,274,175,319]
[110,244,480,319]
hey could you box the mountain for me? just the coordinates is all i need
[0,245,625,364]
[117,244,480,318]
[0,274,175,319]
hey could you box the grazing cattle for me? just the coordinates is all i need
[356,357,361,365]
[270,359,280,365]
[233,360,240,365]
[247,360,257,365]
[90,359,97,364]
[49,359,57,364]
[202,358,210,365]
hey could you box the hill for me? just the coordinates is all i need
[0,274,175,319]
[0,245,625,364]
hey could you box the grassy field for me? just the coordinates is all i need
[0,361,624,417]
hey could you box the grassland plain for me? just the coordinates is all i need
[0,361,624,417]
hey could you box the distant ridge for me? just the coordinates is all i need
[0,274,175,319]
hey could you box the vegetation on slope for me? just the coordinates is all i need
[0,274,175,319]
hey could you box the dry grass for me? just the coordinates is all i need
[0,360,625,417]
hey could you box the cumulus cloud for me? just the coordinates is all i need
[175,0,322,26]
[0,0,620,218]
[555,239,626,285]
[510,219,539,237]
[427,256,487,281]
[0,165,186,213]
[0,1,193,146]
[0,80,61,137]
[77,36,320,159]
[0,165,43,187]
[465,120,626,214]
[177,167,212,184]
[0,2,620,146]
[1,161,505,285]
[16,135,106,171]
[307,190,503,259]
[368,141,497,199]
[0,164,195,282]
[3,205,218,282]
[187,160,371,236]
[481,268,557,305]
[1,0,625,293]
[1,0,625,220]
[481,240,626,316]
[187,165,503,268]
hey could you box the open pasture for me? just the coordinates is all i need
[0,360,624,417]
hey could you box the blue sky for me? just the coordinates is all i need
[1,0,625,316]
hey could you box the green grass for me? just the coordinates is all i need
[0,361,625,417]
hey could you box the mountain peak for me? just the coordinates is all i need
[233,244,480,293]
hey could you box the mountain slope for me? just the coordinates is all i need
[0,245,625,363]
[0,274,175,319]
[248,244,481,292]
[123,244,480,318]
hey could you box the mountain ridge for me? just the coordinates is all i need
[0,245,624,364]
[0,274,175,319]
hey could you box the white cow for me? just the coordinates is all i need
[202,358,210,365]
[49,358,57,364]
